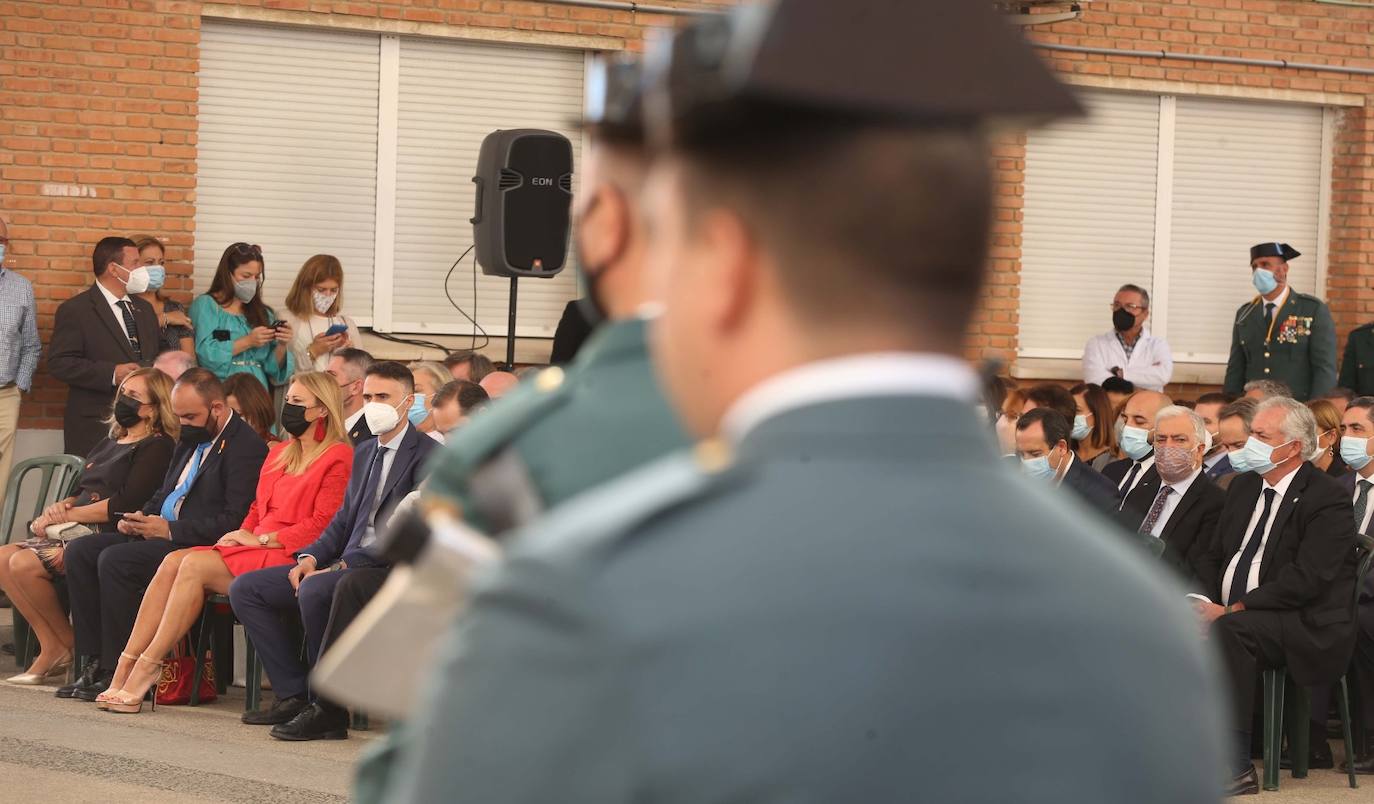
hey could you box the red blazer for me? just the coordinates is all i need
[241,440,354,554]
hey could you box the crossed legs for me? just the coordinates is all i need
[0,543,73,675]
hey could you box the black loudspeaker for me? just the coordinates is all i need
[470,129,574,278]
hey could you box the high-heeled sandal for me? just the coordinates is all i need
[105,654,162,715]
[5,652,73,686]
[96,652,140,710]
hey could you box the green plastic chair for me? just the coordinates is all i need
[189,593,250,709]
[1260,532,1374,791]
[5,455,86,670]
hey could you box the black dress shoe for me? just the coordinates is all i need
[1224,765,1259,797]
[56,662,102,699]
[1341,753,1374,775]
[242,695,308,726]
[270,702,349,741]
[1278,741,1334,770]
[73,670,115,702]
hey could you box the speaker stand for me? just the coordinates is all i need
[504,277,519,370]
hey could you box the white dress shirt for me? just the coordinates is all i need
[721,353,980,443]
[1082,328,1174,391]
[1220,466,1300,605]
[1352,473,1374,535]
[345,407,365,436]
[1117,455,1155,501]
[359,423,408,548]
[1145,467,1200,537]
[95,279,133,340]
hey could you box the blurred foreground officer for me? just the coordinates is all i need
[1224,243,1336,401]
[352,55,688,800]
[377,3,1229,803]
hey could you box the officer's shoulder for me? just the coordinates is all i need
[1290,290,1328,307]
[505,439,740,561]
[1352,322,1374,336]
[447,367,572,465]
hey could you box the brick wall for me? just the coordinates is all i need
[3,0,1373,429]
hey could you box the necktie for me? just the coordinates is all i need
[118,300,140,353]
[1119,461,1142,493]
[1227,488,1277,605]
[1264,302,1275,336]
[1139,486,1173,535]
[351,446,386,549]
[160,441,211,522]
[1355,480,1372,534]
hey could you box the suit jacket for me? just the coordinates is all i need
[1061,455,1119,513]
[1204,453,1233,481]
[1339,471,1374,601]
[1119,470,1225,592]
[296,425,437,569]
[142,413,269,547]
[349,411,374,444]
[1103,458,1158,508]
[1197,462,1359,683]
[549,299,596,365]
[374,396,1228,804]
[1223,289,1337,400]
[1338,321,1374,396]
[48,283,160,457]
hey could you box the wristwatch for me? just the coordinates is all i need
[258,534,269,546]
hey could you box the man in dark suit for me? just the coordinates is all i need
[326,347,374,442]
[1015,408,1117,513]
[1195,392,1238,481]
[60,368,268,700]
[47,236,160,457]
[1102,388,1172,507]
[1119,405,1225,591]
[550,299,596,365]
[1192,396,1359,794]
[1336,397,1374,773]
[230,361,437,740]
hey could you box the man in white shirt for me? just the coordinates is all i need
[1191,397,1358,794]
[1101,389,1172,506]
[1336,397,1374,774]
[1082,284,1173,391]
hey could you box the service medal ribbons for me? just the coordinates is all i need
[1276,315,1313,345]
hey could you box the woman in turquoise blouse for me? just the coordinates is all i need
[190,243,295,387]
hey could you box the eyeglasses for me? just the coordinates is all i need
[1110,302,1146,314]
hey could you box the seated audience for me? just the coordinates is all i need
[61,368,268,701]
[1101,376,1135,410]
[282,255,362,373]
[0,368,176,684]
[230,361,437,740]
[1193,392,1237,480]
[1318,386,1356,417]
[1243,378,1293,401]
[995,387,1027,457]
[1020,382,1076,428]
[224,373,279,444]
[189,242,294,388]
[428,380,489,441]
[1215,398,1259,491]
[96,371,353,713]
[1102,389,1172,506]
[1069,382,1117,470]
[1015,408,1118,513]
[326,347,374,441]
[1118,406,1224,590]
[130,235,194,357]
[153,349,195,381]
[1337,396,1374,774]
[478,370,519,400]
[442,350,495,383]
[1190,397,1358,795]
[408,361,449,433]
[1306,398,1347,477]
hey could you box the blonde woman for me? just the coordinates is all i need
[0,369,176,684]
[408,361,450,433]
[282,254,363,372]
[99,371,353,713]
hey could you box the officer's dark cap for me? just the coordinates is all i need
[582,55,646,147]
[1250,242,1301,263]
[645,0,1082,150]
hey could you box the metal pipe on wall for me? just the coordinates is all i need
[1035,42,1374,78]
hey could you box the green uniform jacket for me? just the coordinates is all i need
[379,395,1229,804]
[1338,322,1374,395]
[354,317,688,801]
[1223,289,1336,401]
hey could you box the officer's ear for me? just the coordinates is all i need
[577,184,631,277]
[699,207,761,333]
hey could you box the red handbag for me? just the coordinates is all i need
[155,637,217,706]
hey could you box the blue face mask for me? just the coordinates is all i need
[1071,414,1092,441]
[1252,268,1278,295]
[0,243,6,265]
[1235,436,1293,476]
[145,264,166,291]
[407,392,428,426]
[1341,436,1372,471]
[1021,454,1056,481]
[1119,425,1153,461]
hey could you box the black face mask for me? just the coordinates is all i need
[114,395,144,428]
[179,407,220,447]
[1112,307,1137,333]
[280,402,313,439]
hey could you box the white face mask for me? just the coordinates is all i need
[312,290,338,315]
[362,397,408,435]
[120,264,150,295]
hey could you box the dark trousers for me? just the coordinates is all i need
[229,565,347,701]
[65,533,180,667]
[1356,602,1374,728]
[319,568,389,654]
[1214,610,1290,772]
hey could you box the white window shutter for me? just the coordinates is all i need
[390,37,584,337]
[195,22,380,323]
[1020,90,1161,358]
[1166,97,1323,361]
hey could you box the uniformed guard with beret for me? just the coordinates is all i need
[376,2,1228,802]
[352,55,688,802]
[1224,242,1337,401]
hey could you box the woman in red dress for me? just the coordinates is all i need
[100,371,354,713]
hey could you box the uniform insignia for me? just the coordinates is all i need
[1275,315,1312,345]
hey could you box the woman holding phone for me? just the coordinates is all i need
[190,243,295,388]
[282,255,362,372]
